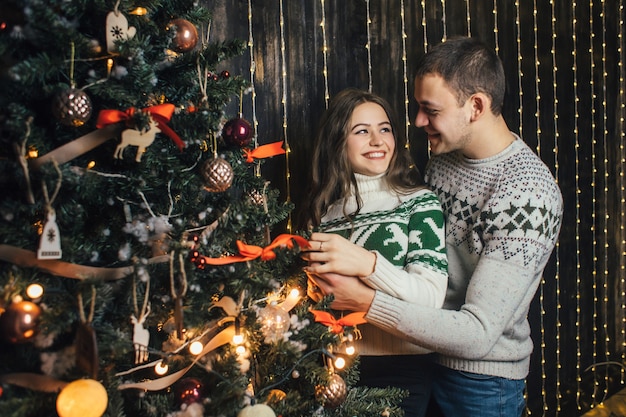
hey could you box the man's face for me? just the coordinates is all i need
[413,73,473,156]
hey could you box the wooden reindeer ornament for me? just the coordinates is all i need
[114,116,161,162]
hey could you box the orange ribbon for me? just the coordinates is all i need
[243,141,286,163]
[95,103,185,150]
[310,310,367,334]
[201,234,309,265]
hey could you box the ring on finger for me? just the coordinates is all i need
[319,242,324,251]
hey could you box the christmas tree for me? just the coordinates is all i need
[0,1,406,416]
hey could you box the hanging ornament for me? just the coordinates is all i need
[167,18,198,53]
[237,404,276,417]
[75,287,99,379]
[315,373,347,409]
[266,389,287,406]
[56,379,108,417]
[113,115,162,162]
[200,156,234,192]
[174,377,204,405]
[0,300,41,344]
[131,276,151,364]
[51,88,93,127]
[37,208,62,259]
[258,302,290,343]
[105,7,136,53]
[222,115,254,148]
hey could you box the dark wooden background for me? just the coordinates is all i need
[209,1,626,415]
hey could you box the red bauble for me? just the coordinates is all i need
[167,18,198,53]
[174,377,204,405]
[0,300,41,343]
[222,117,254,147]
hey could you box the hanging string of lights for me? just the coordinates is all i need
[365,0,373,93]
[278,0,292,232]
[549,0,562,412]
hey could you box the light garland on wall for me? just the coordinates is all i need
[320,0,330,107]
[549,0,562,412]
[441,0,447,41]
[400,0,411,146]
[571,2,583,409]
[531,1,550,413]
[365,0,373,92]
[588,0,601,407]
[599,0,611,404]
[421,0,428,52]
[614,13,625,352]
[278,0,292,232]
[465,0,471,36]
[515,1,524,138]
[246,0,259,177]
[493,0,499,54]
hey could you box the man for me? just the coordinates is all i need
[307,36,563,416]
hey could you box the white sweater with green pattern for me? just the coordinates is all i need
[320,173,448,356]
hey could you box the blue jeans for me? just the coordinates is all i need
[430,363,526,417]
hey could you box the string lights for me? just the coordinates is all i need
[493,0,499,54]
[571,1,583,410]
[515,1,524,138]
[530,1,550,413]
[549,0,562,412]
[278,0,292,232]
[619,0,626,386]
[365,0,373,93]
[599,0,611,404]
[400,0,411,147]
[246,0,259,179]
[588,0,600,406]
[465,0,471,36]
[320,0,330,107]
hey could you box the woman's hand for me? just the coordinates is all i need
[303,232,377,277]
[306,267,375,311]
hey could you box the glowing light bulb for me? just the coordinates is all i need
[26,284,44,300]
[345,345,356,356]
[334,356,346,370]
[154,360,169,375]
[189,341,203,355]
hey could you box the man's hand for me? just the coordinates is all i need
[306,267,375,311]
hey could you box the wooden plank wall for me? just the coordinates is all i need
[209,1,626,415]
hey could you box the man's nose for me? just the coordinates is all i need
[414,110,428,128]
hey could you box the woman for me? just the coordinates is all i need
[302,88,448,417]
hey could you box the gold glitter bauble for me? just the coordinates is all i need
[200,157,233,192]
[315,373,347,409]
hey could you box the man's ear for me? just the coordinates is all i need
[469,92,491,122]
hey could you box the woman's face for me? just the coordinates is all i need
[346,101,395,176]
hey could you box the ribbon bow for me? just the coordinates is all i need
[310,310,367,334]
[96,103,185,151]
[201,234,309,265]
[243,141,286,163]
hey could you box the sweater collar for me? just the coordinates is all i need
[354,173,389,195]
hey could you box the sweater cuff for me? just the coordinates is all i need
[366,291,404,328]
[361,250,405,298]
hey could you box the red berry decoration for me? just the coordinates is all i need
[167,18,198,53]
[222,116,254,147]
[0,300,41,343]
[174,377,204,405]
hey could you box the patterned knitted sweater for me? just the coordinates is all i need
[320,173,448,355]
[365,135,563,378]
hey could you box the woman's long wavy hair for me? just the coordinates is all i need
[305,88,425,229]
